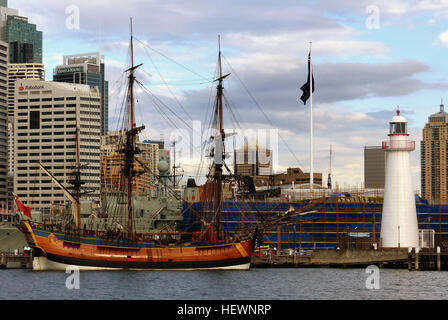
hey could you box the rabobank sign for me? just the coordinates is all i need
[18,84,45,91]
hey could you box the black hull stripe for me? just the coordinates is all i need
[45,254,251,270]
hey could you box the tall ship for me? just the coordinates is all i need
[18,22,257,271]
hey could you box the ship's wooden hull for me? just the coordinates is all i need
[21,222,254,271]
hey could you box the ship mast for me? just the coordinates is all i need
[122,18,144,236]
[73,111,82,229]
[213,36,230,240]
[67,104,83,229]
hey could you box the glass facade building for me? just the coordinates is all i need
[1,15,42,63]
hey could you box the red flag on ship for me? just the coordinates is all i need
[13,193,32,219]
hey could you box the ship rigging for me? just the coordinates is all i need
[17,19,258,271]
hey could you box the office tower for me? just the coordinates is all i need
[0,1,42,63]
[364,146,386,189]
[234,141,272,177]
[421,103,448,200]
[13,80,101,212]
[8,63,44,117]
[7,63,45,175]
[53,52,109,136]
[0,41,7,205]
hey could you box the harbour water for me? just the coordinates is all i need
[1,268,448,300]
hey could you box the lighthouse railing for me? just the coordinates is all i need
[382,140,415,151]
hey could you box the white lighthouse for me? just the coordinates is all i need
[380,108,419,248]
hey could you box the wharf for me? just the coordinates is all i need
[407,248,448,271]
[251,248,409,268]
[0,252,32,269]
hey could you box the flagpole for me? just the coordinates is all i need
[309,41,314,191]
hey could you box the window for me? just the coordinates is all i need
[390,122,406,134]
[30,111,40,129]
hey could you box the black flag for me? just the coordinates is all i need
[300,52,314,105]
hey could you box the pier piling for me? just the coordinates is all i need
[0,252,32,269]
[415,248,419,271]
[408,247,413,271]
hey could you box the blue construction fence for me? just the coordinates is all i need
[182,200,448,250]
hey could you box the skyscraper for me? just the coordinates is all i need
[7,63,45,178]
[0,1,42,63]
[364,146,386,189]
[14,80,102,212]
[53,52,109,136]
[421,103,448,200]
[234,141,272,177]
[0,41,7,205]
[7,63,44,117]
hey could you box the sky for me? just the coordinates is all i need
[9,0,448,190]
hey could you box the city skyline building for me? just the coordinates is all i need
[13,80,101,212]
[53,52,109,136]
[0,1,43,64]
[1,0,44,208]
[0,41,8,205]
[101,131,165,190]
[421,102,448,200]
[7,63,44,117]
[7,63,45,179]
[364,146,386,189]
[234,140,273,177]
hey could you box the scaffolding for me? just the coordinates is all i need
[183,187,448,250]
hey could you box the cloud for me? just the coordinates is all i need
[436,30,448,47]
[7,0,441,188]
[211,58,432,110]
[117,57,428,186]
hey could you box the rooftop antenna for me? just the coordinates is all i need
[441,99,444,113]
